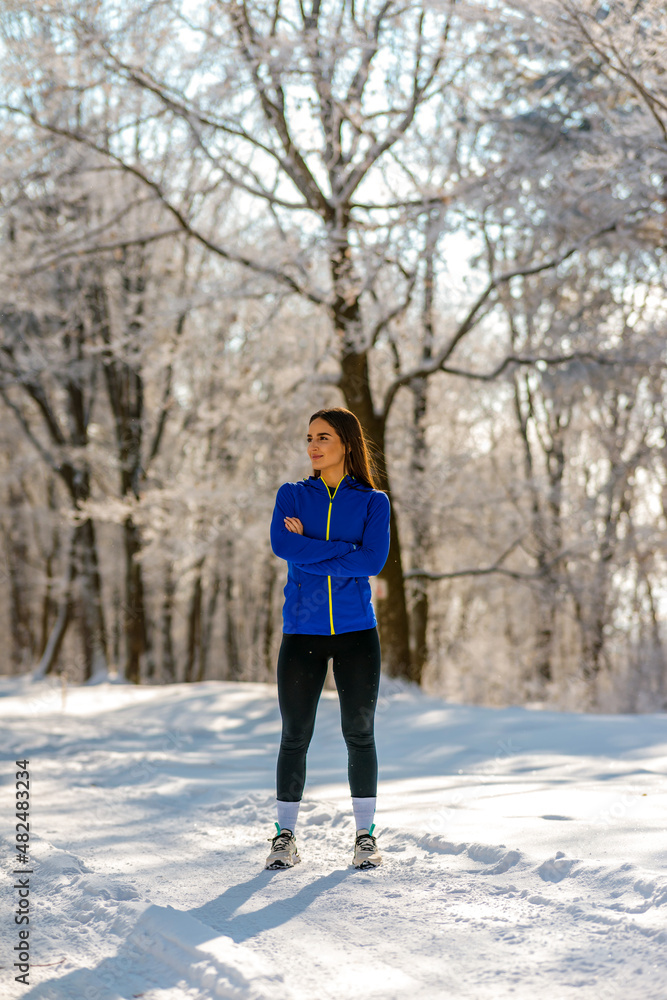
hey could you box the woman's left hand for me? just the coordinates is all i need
[284,516,304,535]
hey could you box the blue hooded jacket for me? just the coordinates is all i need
[270,473,391,635]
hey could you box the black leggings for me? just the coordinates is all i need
[276,626,382,801]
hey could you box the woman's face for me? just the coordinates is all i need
[307,418,347,473]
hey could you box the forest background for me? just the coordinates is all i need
[1,0,666,713]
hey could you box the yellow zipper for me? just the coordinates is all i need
[324,475,346,634]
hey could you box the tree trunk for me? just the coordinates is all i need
[39,477,61,660]
[533,595,557,688]
[93,273,153,684]
[197,571,221,683]
[75,518,109,681]
[33,529,78,679]
[224,577,242,680]
[262,558,277,681]
[407,214,439,686]
[161,563,177,683]
[111,586,122,669]
[123,515,152,683]
[338,349,413,680]
[4,485,36,672]
[512,373,562,688]
[184,559,204,683]
[223,541,242,680]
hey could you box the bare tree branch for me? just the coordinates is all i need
[561,2,667,143]
[0,388,60,472]
[228,1,333,217]
[0,103,329,307]
[439,349,637,382]
[404,537,534,582]
[337,7,454,203]
[18,228,183,277]
[380,219,622,419]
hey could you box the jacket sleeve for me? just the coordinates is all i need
[292,491,390,577]
[270,483,356,564]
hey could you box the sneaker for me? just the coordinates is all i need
[353,825,382,869]
[265,823,301,870]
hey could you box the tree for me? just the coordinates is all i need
[0,121,196,681]
[2,0,641,680]
[2,0,666,703]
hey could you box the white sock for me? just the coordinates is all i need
[276,799,300,833]
[352,796,376,832]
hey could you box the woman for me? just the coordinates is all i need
[265,407,391,870]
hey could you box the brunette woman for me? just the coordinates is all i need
[266,408,390,870]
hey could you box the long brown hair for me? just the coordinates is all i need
[308,408,384,491]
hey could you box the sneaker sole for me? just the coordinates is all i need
[265,855,301,870]
[354,858,382,869]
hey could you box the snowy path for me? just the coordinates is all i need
[1,677,666,999]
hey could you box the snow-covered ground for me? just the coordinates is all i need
[1,674,666,1000]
